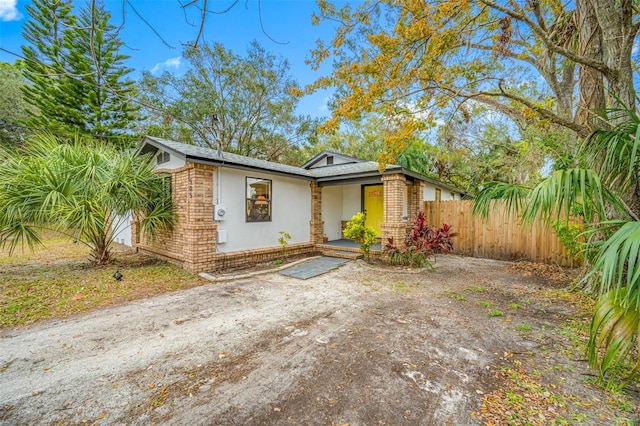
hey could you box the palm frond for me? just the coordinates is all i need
[589,288,640,385]
[472,181,529,220]
[585,221,640,309]
[0,133,174,263]
[522,168,619,224]
[585,106,640,196]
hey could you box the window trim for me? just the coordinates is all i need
[245,177,272,223]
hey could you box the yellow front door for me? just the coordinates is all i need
[364,185,384,237]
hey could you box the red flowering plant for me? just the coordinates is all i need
[384,210,458,267]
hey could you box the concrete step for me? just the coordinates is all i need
[323,250,363,260]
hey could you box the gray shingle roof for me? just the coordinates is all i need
[144,136,314,179]
[309,161,401,178]
[141,136,467,195]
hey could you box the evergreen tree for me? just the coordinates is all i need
[20,0,140,147]
[68,1,140,146]
[20,0,83,136]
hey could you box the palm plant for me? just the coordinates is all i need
[473,107,640,386]
[0,133,174,264]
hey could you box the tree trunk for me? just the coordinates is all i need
[575,0,607,132]
[593,0,637,115]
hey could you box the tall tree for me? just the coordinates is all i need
[20,0,83,135]
[138,41,318,165]
[66,1,140,146]
[305,0,639,158]
[21,0,140,146]
[303,114,386,161]
[0,62,35,149]
[397,107,548,193]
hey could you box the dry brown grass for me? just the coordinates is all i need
[0,233,207,328]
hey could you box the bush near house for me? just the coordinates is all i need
[343,212,377,257]
[384,210,458,267]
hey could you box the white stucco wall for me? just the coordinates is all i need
[309,155,354,168]
[322,186,344,241]
[423,182,461,201]
[155,150,186,170]
[112,211,133,247]
[214,167,311,252]
[342,185,361,220]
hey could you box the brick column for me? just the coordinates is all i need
[407,180,425,222]
[309,181,324,244]
[182,163,217,272]
[381,174,406,244]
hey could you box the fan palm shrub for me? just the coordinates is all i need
[473,106,640,386]
[0,133,174,264]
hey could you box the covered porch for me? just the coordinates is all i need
[309,172,425,258]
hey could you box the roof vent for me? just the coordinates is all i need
[157,152,170,165]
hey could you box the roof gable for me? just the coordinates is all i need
[300,150,365,169]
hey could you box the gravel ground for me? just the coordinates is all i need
[1,255,637,425]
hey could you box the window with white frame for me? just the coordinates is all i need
[246,177,272,222]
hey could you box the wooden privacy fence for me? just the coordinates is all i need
[423,200,577,267]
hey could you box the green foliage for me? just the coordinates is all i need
[308,0,636,155]
[588,288,640,389]
[384,210,457,266]
[472,106,640,385]
[137,41,318,165]
[67,1,140,146]
[551,220,585,262]
[302,114,385,162]
[472,181,530,221]
[397,109,554,193]
[20,0,140,146]
[0,62,34,148]
[21,0,79,135]
[0,133,173,264]
[343,212,377,256]
[277,231,291,259]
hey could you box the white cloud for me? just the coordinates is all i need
[150,56,182,74]
[318,97,330,112]
[0,0,22,22]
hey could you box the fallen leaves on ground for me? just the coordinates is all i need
[507,261,574,284]
[472,359,566,425]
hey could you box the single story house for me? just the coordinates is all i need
[116,136,466,272]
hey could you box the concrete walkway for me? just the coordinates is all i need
[279,256,350,280]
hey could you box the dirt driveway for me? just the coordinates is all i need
[0,256,637,425]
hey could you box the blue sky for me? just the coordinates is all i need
[0,0,344,118]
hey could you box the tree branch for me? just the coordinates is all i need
[479,0,611,76]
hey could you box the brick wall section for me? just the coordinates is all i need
[309,181,324,244]
[135,163,218,273]
[211,243,317,272]
[407,180,425,221]
[381,174,406,244]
